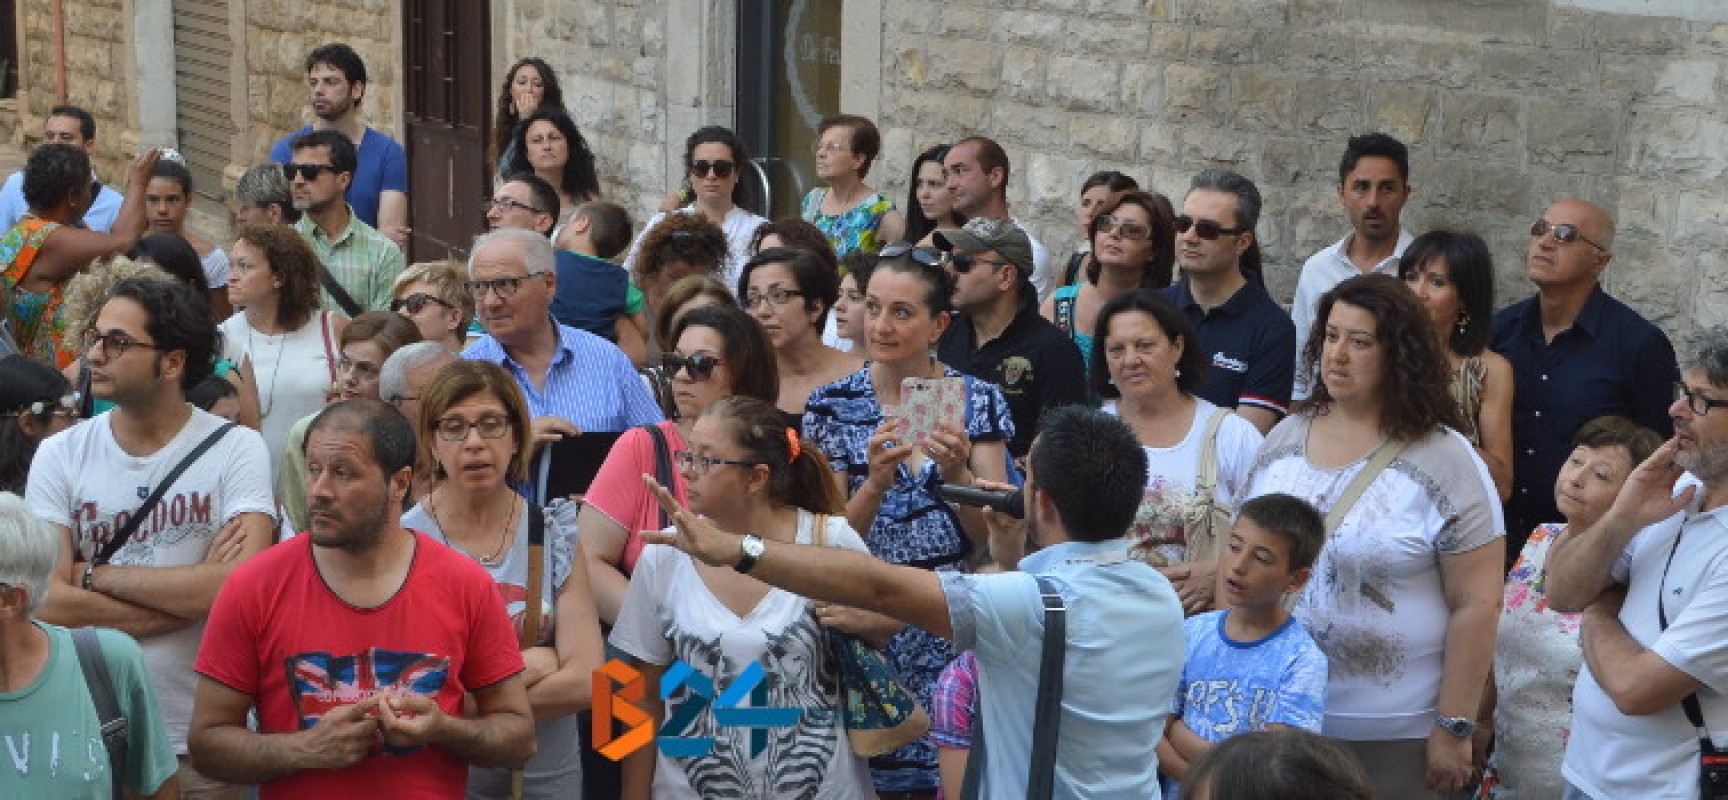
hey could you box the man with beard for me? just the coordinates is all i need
[189,399,535,799]
[1546,330,1728,799]
[270,43,409,248]
[1289,133,1414,401]
[288,129,405,314]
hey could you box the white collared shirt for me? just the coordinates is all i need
[1290,229,1414,400]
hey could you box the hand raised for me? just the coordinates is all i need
[639,474,742,568]
[1606,437,1697,533]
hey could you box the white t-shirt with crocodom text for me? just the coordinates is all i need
[25,407,275,752]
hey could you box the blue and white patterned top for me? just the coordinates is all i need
[802,364,1012,793]
[464,320,664,434]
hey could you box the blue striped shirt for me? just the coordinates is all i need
[463,321,663,433]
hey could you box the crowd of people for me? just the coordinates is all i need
[0,40,1718,800]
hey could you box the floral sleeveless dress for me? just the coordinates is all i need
[801,188,896,256]
[0,217,68,366]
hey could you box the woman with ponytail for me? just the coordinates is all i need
[610,395,875,799]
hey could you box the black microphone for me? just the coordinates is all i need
[939,484,1024,519]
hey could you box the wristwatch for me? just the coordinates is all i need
[1435,715,1477,739]
[735,534,766,574]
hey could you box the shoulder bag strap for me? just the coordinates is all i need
[1321,438,1408,538]
[320,269,363,318]
[1027,574,1067,800]
[1656,525,1719,750]
[961,696,988,800]
[95,422,238,564]
[813,513,828,548]
[643,423,673,529]
[319,311,338,384]
[1194,407,1229,498]
[72,627,128,800]
[521,502,547,649]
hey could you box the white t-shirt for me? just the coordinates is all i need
[1564,475,1728,799]
[220,311,338,483]
[1243,415,1502,740]
[25,407,275,751]
[1105,399,1264,565]
[610,510,875,799]
[623,205,770,294]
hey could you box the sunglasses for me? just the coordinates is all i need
[282,162,334,182]
[391,293,456,314]
[1173,214,1249,240]
[690,159,736,179]
[1096,214,1152,241]
[947,253,1009,274]
[1530,219,1607,251]
[661,352,726,381]
[877,244,944,268]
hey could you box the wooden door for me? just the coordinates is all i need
[404,0,489,264]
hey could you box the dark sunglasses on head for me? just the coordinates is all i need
[1173,214,1249,240]
[282,162,333,182]
[947,253,1009,274]
[391,293,456,314]
[661,352,726,381]
[877,244,943,268]
[689,159,736,179]
[1530,219,1607,251]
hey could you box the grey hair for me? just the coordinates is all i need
[379,342,457,403]
[1683,328,1728,389]
[234,162,292,209]
[469,228,555,278]
[0,492,58,615]
[1189,168,1262,231]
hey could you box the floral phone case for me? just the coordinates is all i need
[898,376,966,449]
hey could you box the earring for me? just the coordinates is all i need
[1454,312,1471,338]
[1174,368,1181,378]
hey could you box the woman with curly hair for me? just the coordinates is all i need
[490,57,563,179]
[218,224,346,482]
[502,106,599,228]
[633,213,729,343]
[1241,274,1504,799]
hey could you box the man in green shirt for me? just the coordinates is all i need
[288,129,404,315]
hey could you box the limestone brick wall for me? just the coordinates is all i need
[17,0,135,180]
[243,2,403,162]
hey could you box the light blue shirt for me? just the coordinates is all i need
[463,320,663,434]
[941,539,1185,799]
[0,170,123,232]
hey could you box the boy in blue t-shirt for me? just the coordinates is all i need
[1158,493,1329,796]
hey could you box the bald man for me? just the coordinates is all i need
[1491,198,1677,565]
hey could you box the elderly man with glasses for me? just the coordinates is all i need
[461,228,662,501]
[1491,198,1678,564]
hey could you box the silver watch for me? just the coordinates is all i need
[1435,715,1476,739]
[735,534,766,574]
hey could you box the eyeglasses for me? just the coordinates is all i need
[877,244,944,268]
[744,287,804,309]
[82,329,161,358]
[391,293,456,314]
[3,393,80,419]
[1096,214,1152,241]
[947,253,1009,274]
[1173,215,1249,240]
[661,352,727,381]
[674,450,762,477]
[690,159,736,179]
[433,415,513,442]
[282,162,333,182]
[466,275,540,300]
[813,141,849,155]
[1530,219,1607,251]
[1674,382,1728,417]
[486,196,544,215]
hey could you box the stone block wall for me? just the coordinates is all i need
[18,0,134,180]
[244,2,402,162]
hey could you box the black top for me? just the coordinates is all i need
[1163,278,1296,418]
[937,296,1091,457]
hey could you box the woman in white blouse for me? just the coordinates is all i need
[623,126,768,290]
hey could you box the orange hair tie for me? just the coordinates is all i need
[786,428,801,461]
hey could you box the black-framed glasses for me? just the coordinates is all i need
[689,159,736,179]
[1096,214,1152,241]
[486,196,544,215]
[673,450,762,477]
[466,275,539,300]
[1173,215,1249,240]
[1675,382,1728,416]
[661,352,727,381]
[282,162,333,182]
[82,329,161,358]
[433,415,513,442]
[391,293,456,314]
[877,244,943,268]
[1530,219,1607,251]
[744,287,804,309]
[947,253,1008,274]
[3,392,80,420]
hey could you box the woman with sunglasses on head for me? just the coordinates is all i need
[392,259,475,353]
[903,144,963,248]
[501,106,600,229]
[803,252,1012,797]
[581,304,779,626]
[613,395,874,799]
[740,247,863,430]
[1398,230,1515,501]
[0,354,77,494]
[1059,170,1139,290]
[624,127,768,289]
[218,224,347,484]
[402,360,604,799]
[1041,190,1176,374]
[490,57,563,180]
[801,114,904,256]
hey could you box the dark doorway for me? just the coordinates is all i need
[404,0,489,264]
[736,1,843,220]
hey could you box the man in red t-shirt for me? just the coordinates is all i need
[187,400,534,799]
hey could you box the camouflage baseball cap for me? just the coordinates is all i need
[933,217,1034,275]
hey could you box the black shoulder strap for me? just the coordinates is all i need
[642,423,673,529]
[320,268,363,317]
[1028,575,1067,800]
[95,422,238,564]
[72,627,128,799]
[1657,525,1717,748]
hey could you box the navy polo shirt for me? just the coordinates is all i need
[1163,278,1295,418]
[938,296,1090,457]
[1491,285,1677,562]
